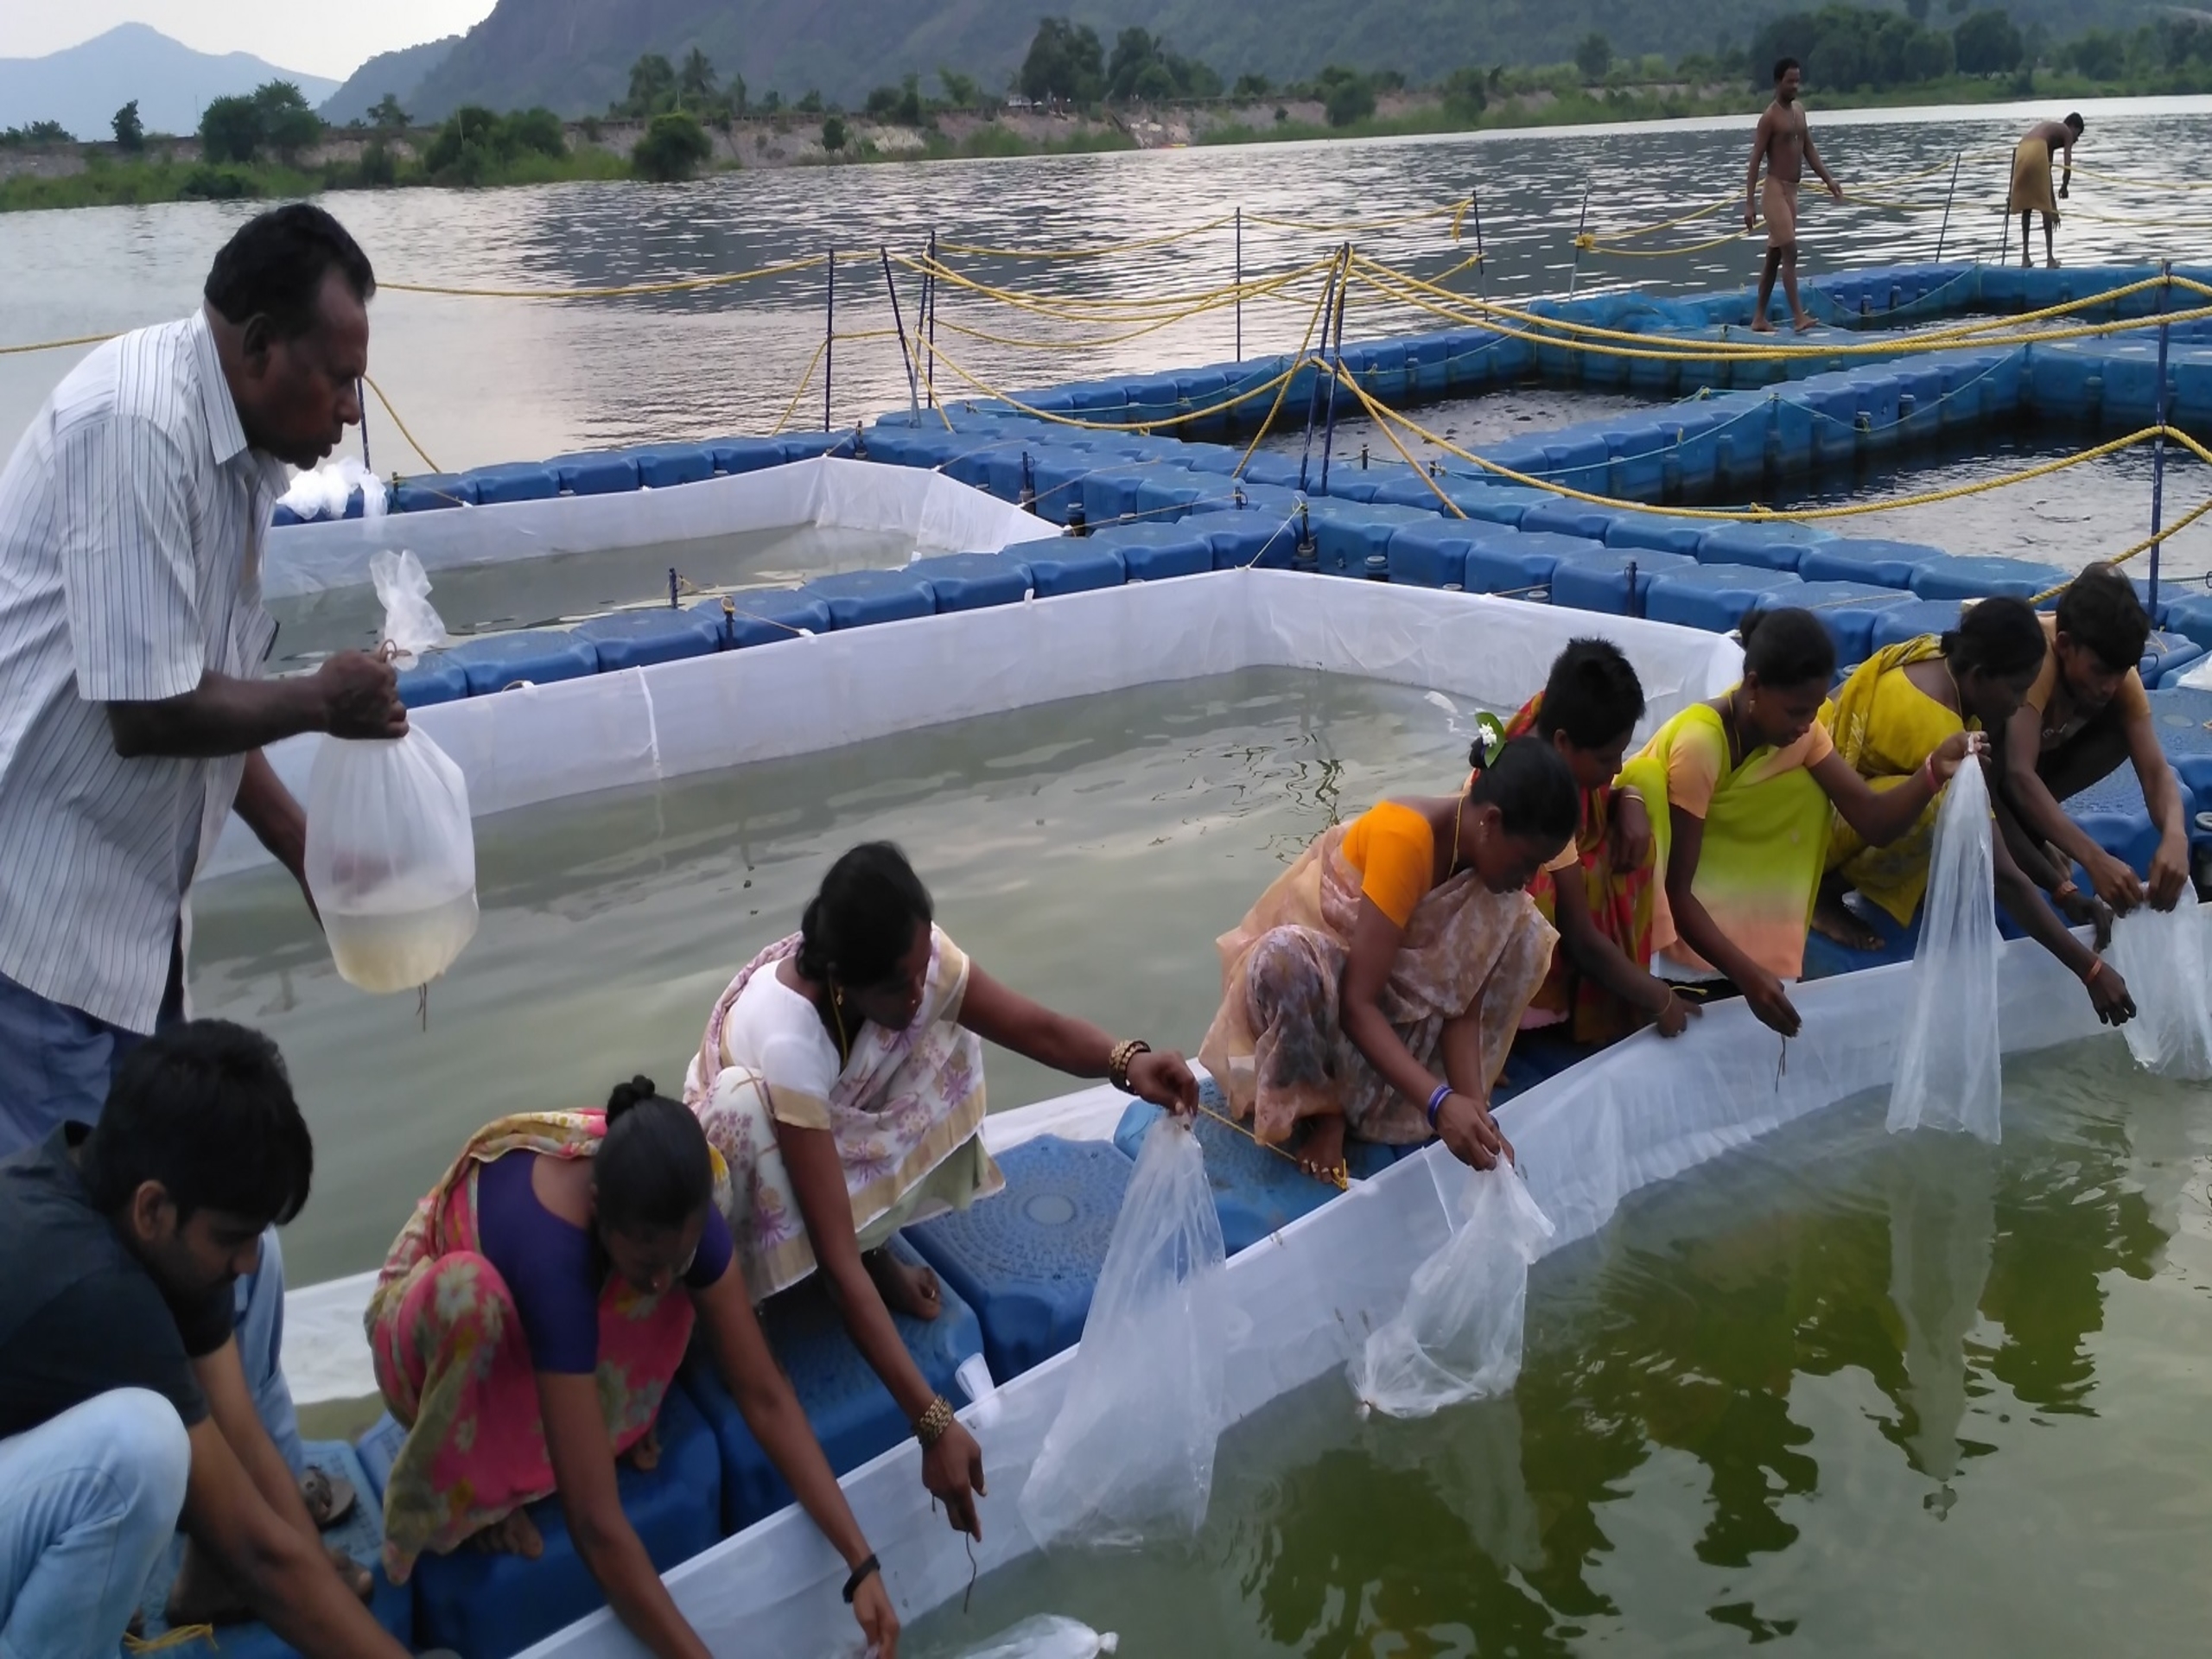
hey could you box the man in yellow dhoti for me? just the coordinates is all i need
[2009,114,2082,269]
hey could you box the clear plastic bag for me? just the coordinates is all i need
[304,556,477,994]
[277,456,386,523]
[1018,1118,1226,1549]
[2107,886,2212,1080]
[369,549,448,664]
[958,1617,1119,1658]
[1349,1161,1554,1420]
[1888,758,2003,1141]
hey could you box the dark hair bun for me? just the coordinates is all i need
[606,1075,658,1121]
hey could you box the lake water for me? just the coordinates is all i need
[190,668,1478,1283]
[909,1040,2212,1657]
[10,97,2212,474]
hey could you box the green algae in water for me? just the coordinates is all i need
[909,1039,2212,1656]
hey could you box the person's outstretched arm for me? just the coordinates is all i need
[1999,703,2144,911]
[957,964,1197,1113]
[1991,825,2136,1027]
[1806,126,1843,199]
[1663,804,1801,1036]
[538,1373,712,1659]
[1808,731,1972,849]
[693,1268,898,1656]
[1552,874,1694,1036]
[1745,113,1771,228]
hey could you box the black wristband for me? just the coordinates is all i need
[842,1553,880,1605]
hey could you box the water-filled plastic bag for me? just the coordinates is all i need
[958,1617,1119,1658]
[2107,887,2212,1079]
[1888,760,2001,1140]
[305,552,477,993]
[1349,1161,1553,1419]
[1018,1118,1225,1549]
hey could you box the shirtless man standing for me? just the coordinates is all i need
[2009,114,2082,268]
[1745,57,1844,333]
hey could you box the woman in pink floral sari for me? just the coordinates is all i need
[367,1080,897,1659]
[686,842,1198,1542]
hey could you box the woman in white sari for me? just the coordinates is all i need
[685,842,1196,1541]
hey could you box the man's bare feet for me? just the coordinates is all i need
[1749,316,1777,334]
[1811,887,1885,951]
[1297,1112,1348,1183]
[1792,311,1818,333]
[865,1246,944,1321]
[626,1421,661,1472]
[468,1509,545,1558]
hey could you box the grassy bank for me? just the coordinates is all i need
[0,146,631,212]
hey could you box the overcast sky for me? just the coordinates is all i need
[0,2,498,81]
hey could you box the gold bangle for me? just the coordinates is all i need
[1107,1038,1150,1093]
[914,1394,955,1448]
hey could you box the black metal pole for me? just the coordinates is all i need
[1934,149,1961,263]
[357,378,372,472]
[1298,255,1342,495]
[823,251,836,433]
[2151,259,2174,612]
[1318,245,1351,498]
[880,247,921,421]
[1569,176,1592,296]
[923,229,938,410]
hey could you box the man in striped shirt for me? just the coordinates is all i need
[0,206,407,1561]
[0,204,404,1151]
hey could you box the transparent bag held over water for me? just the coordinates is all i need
[2107,886,2212,1080]
[1888,758,2002,1141]
[1349,1160,1554,1420]
[1018,1118,1227,1550]
[958,1617,1119,1658]
[304,553,478,994]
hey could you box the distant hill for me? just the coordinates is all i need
[319,36,463,126]
[0,24,339,140]
[403,0,2157,118]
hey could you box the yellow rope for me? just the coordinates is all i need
[1232,250,1345,474]
[899,250,1335,323]
[124,1624,218,1653]
[378,253,829,301]
[0,328,116,357]
[1195,1098,1348,1190]
[1245,199,1471,238]
[914,334,1300,433]
[2031,488,2212,601]
[766,340,827,437]
[1325,362,1466,518]
[923,262,1319,352]
[361,374,442,474]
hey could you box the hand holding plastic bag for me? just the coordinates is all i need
[1349,1161,1553,1420]
[305,553,477,994]
[1888,758,2003,1140]
[2107,885,2212,1079]
[958,1616,1119,1658]
[1018,1119,1226,1550]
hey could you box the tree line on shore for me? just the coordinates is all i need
[7,3,2211,198]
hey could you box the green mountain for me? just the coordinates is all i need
[406,0,2153,118]
[320,36,462,125]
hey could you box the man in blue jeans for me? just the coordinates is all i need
[0,206,410,1533]
[0,1021,415,1659]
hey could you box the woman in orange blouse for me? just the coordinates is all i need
[1198,737,1580,1180]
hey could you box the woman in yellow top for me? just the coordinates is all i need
[1198,736,1579,1180]
[1620,607,1978,1039]
[1820,595,2137,1027]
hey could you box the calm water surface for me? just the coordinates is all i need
[10,98,2212,472]
[911,1042,2212,1656]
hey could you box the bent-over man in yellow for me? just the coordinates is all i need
[2009,113,2082,269]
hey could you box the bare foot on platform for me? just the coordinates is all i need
[1750,316,1777,334]
[469,1510,545,1558]
[626,1421,662,1472]
[1297,1112,1348,1183]
[866,1246,944,1321]
[1792,312,1818,333]
[1812,887,1884,951]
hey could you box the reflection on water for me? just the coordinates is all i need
[13,100,2212,471]
[912,1040,2212,1656]
[1258,385,1663,467]
[189,670,1480,1281]
[264,523,915,669]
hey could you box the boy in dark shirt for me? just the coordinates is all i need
[0,1020,413,1659]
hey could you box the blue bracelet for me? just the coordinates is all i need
[1426,1083,1453,1128]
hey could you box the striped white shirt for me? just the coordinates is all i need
[0,310,283,1032]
